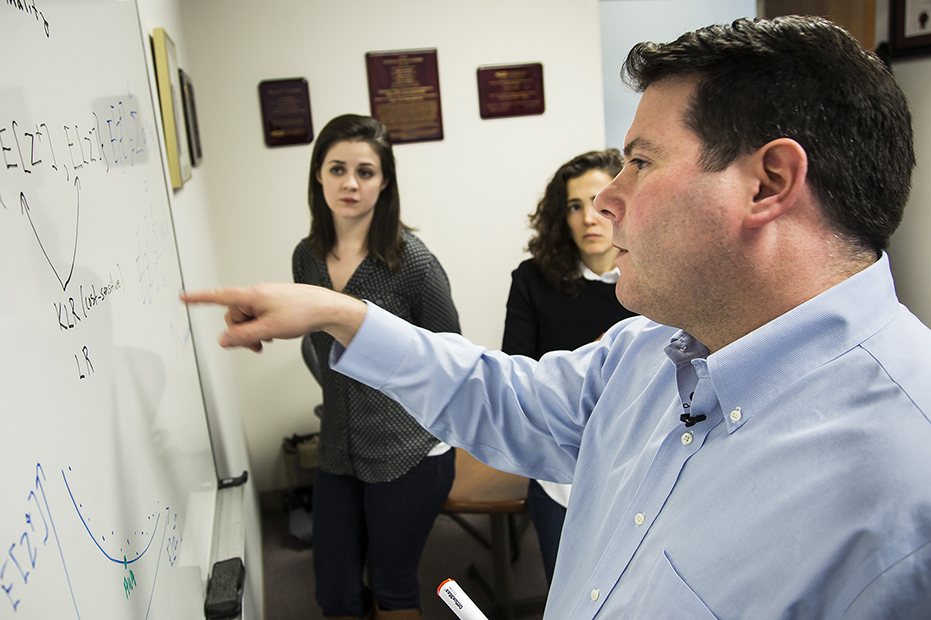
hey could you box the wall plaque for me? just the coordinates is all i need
[477,63,545,119]
[365,49,443,144]
[258,78,313,147]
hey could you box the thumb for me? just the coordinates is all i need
[220,321,269,352]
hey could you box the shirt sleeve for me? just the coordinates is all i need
[502,267,540,359]
[331,302,613,482]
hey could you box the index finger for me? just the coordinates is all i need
[181,287,241,306]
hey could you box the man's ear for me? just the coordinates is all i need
[744,138,808,229]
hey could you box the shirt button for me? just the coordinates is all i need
[730,408,742,422]
[681,432,693,445]
[591,589,600,601]
[634,512,645,526]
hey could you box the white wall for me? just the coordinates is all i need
[600,0,757,150]
[179,0,609,494]
[132,1,262,618]
[876,1,931,328]
[889,61,931,325]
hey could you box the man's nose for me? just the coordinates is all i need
[595,182,623,222]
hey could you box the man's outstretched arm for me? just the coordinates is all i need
[181,283,366,352]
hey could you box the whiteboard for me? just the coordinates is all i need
[0,1,218,618]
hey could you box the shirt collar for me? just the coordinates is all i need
[580,262,619,283]
[683,254,900,433]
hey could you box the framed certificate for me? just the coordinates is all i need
[477,63,544,120]
[258,78,314,147]
[366,49,443,144]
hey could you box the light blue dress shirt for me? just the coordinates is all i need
[333,254,931,619]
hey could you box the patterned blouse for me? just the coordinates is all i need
[292,230,460,483]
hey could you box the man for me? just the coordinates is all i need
[186,16,931,619]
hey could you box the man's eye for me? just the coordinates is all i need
[629,158,648,171]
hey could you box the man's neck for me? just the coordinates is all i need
[694,250,876,354]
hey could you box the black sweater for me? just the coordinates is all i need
[502,259,636,360]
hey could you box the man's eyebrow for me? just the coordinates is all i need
[623,137,663,159]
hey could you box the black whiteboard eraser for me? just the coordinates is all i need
[204,557,245,618]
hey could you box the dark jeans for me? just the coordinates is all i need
[312,448,456,616]
[526,479,567,586]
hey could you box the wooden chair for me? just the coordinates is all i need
[442,449,546,620]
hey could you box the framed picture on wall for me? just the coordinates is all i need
[179,69,203,166]
[152,27,192,188]
[890,0,931,57]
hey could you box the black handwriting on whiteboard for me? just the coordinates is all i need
[20,176,80,292]
[6,0,50,38]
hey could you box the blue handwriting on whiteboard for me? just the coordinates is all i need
[2,464,180,618]
[0,463,80,617]
[62,469,159,565]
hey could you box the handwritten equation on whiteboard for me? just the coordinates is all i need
[0,464,181,618]
[0,98,148,287]
[0,96,190,379]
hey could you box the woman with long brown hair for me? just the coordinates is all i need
[293,114,460,620]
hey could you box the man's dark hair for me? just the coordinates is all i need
[622,16,915,254]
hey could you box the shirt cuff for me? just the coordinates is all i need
[330,301,410,389]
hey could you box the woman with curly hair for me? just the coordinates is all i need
[502,149,636,585]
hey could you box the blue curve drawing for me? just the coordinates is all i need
[61,470,160,565]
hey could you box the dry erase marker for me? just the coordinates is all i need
[437,578,489,620]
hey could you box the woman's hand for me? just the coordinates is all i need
[181,283,367,352]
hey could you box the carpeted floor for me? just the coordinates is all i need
[261,506,548,619]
